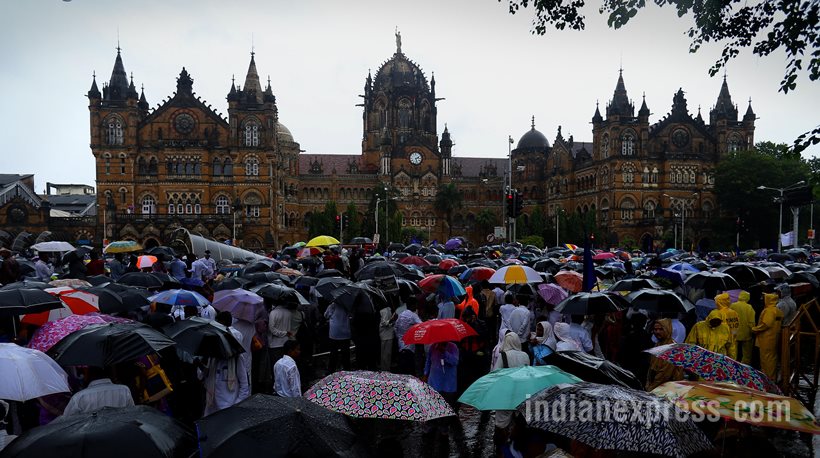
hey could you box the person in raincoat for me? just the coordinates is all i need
[715,293,739,360]
[456,285,479,319]
[553,322,583,352]
[685,309,731,356]
[492,331,530,454]
[752,293,784,380]
[730,291,756,365]
[776,284,797,326]
[646,319,684,390]
[528,321,556,365]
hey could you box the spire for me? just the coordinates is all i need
[227,74,238,101]
[138,84,149,111]
[176,67,194,95]
[263,75,275,103]
[87,71,101,99]
[127,72,138,99]
[440,123,452,145]
[695,105,704,123]
[743,97,756,122]
[607,68,634,117]
[638,92,650,117]
[592,100,603,123]
[106,46,129,100]
[242,51,263,104]
[431,71,436,98]
[531,115,536,130]
[710,74,738,123]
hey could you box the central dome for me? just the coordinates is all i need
[373,52,429,92]
[516,126,550,150]
[276,122,294,143]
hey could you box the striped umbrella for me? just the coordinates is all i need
[21,288,100,326]
[149,289,210,307]
[103,240,143,254]
[136,255,158,269]
[459,267,496,283]
[488,265,542,284]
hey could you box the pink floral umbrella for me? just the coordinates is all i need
[28,313,130,353]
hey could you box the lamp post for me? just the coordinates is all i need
[375,198,381,243]
[555,208,565,247]
[758,180,805,252]
[664,192,698,251]
[508,135,514,242]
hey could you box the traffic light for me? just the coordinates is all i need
[506,193,515,218]
[342,214,349,230]
[514,190,524,217]
[334,214,341,231]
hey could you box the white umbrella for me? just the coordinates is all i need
[0,343,70,401]
[30,241,75,252]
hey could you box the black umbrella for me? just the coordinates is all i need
[252,283,309,307]
[117,272,164,289]
[150,272,182,288]
[0,405,196,458]
[349,237,373,245]
[49,322,177,367]
[85,275,112,286]
[81,287,125,314]
[0,288,62,316]
[787,271,820,288]
[213,277,252,291]
[329,282,387,314]
[145,246,177,261]
[684,271,740,291]
[355,261,423,281]
[719,264,770,286]
[11,231,33,252]
[446,265,468,276]
[554,292,626,315]
[424,254,443,265]
[768,252,794,263]
[391,252,409,260]
[316,269,344,278]
[607,278,661,292]
[243,271,292,285]
[542,351,643,390]
[295,276,319,288]
[162,317,244,359]
[387,242,405,252]
[468,259,501,269]
[243,259,282,274]
[533,258,561,273]
[196,394,368,458]
[315,277,353,299]
[404,244,423,255]
[0,279,50,291]
[507,283,538,297]
[594,265,626,279]
[625,288,694,314]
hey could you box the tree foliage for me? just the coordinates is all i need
[434,183,464,238]
[307,200,339,238]
[344,202,362,240]
[502,0,820,151]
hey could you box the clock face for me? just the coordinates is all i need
[671,128,690,148]
[409,152,423,165]
[174,113,195,135]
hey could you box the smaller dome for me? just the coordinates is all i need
[516,127,549,150]
[276,122,294,142]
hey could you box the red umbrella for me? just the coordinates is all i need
[21,288,100,327]
[554,271,583,293]
[398,256,431,267]
[402,318,477,345]
[438,259,459,270]
[460,266,496,282]
[592,252,616,261]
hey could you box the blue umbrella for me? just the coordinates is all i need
[149,289,210,307]
[668,262,700,274]
[444,238,463,250]
[654,268,685,285]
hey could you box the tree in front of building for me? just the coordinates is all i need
[307,201,339,239]
[344,203,362,240]
[434,183,464,238]
[475,208,499,239]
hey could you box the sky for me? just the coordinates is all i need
[1,0,817,193]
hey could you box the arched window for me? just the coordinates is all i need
[104,155,111,175]
[148,158,157,175]
[244,192,262,217]
[642,167,649,183]
[193,161,201,176]
[224,158,233,176]
[120,156,126,174]
[727,134,741,152]
[622,163,635,184]
[702,201,714,219]
[213,158,223,176]
[621,132,635,156]
[398,99,412,129]
[245,157,259,176]
[244,121,260,147]
[644,200,656,219]
[620,197,636,221]
[166,159,174,175]
[600,199,610,222]
[177,203,184,214]
[168,203,175,214]
[107,118,123,145]
[141,196,156,215]
[185,203,193,214]
[651,167,658,183]
[216,195,231,214]
[137,157,147,175]
[601,134,609,158]
[186,161,194,176]
[119,188,127,205]
[176,160,185,176]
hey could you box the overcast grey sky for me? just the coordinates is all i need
[1,0,817,192]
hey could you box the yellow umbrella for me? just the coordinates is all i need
[652,380,820,434]
[103,240,143,253]
[306,235,340,247]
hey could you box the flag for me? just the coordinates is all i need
[780,231,794,246]
[582,235,596,292]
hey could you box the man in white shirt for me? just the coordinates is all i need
[568,315,594,353]
[378,304,396,371]
[274,340,302,397]
[200,312,250,415]
[190,254,215,283]
[62,368,134,417]
[268,304,294,367]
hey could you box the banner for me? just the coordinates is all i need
[780,231,795,246]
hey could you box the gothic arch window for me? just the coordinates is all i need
[193,160,201,176]
[651,167,659,183]
[186,161,195,176]
[644,200,656,219]
[621,131,635,156]
[224,158,233,176]
[213,157,223,176]
[620,197,636,221]
[601,133,609,159]
[245,156,260,176]
[244,119,261,147]
[105,116,124,146]
[642,167,649,183]
[601,198,610,222]
[702,201,714,219]
[148,157,157,175]
[243,192,262,218]
[426,213,436,227]
[621,162,636,184]
[119,187,127,205]
[141,195,156,215]
[103,153,111,175]
[137,157,147,175]
[727,134,741,153]
[215,195,231,214]
[374,100,387,129]
[398,98,412,129]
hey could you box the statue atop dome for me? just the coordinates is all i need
[395,28,402,54]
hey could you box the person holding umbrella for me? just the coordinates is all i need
[62,366,134,417]
[685,309,731,356]
[646,319,684,391]
[422,340,459,409]
[199,311,250,415]
[34,253,53,282]
[491,331,530,453]
[437,294,456,319]
[394,301,421,375]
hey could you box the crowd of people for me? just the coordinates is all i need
[0,241,814,457]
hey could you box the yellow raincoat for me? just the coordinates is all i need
[646,319,684,391]
[753,293,783,380]
[730,291,756,364]
[715,293,739,360]
[685,309,731,356]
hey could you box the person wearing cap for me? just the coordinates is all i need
[202,250,217,276]
[685,308,731,356]
[753,293,784,379]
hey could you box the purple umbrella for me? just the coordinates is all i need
[538,283,569,305]
[444,238,463,250]
[212,289,266,323]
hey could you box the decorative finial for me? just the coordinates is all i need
[748,97,752,104]
[130,72,134,83]
[395,27,402,53]
[596,99,599,108]
[141,84,144,92]
[251,33,255,57]
[642,91,645,101]
[531,115,535,129]
[267,75,271,86]
[116,27,121,53]
[231,74,235,84]
[92,70,96,79]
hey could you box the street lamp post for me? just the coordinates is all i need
[758,180,805,252]
[375,198,381,242]
[664,192,698,251]
[508,136,514,242]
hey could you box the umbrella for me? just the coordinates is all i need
[684,271,740,291]
[787,271,820,288]
[149,289,210,307]
[719,264,771,286]
[594,265,626,279]
[243,271,291,285]
[542,351,644,390]
[518,382,713,457]
[196,394,368,458]
[458,365,582,411]
[645,343,781,394]
[85,286,149,314]
[444,238,463,250]
[554,270,583,293]
[355,260,423,281]
[134,255,158,269]
[315,276,353,299]
[607,278,661,292]
[394,277,423,297]
[458,266,496,283]
[314,269,343,278]
[592,252,616,261]
[0,288,63,316]
[402,318,477,345]
[764,264,792,279]
[243,259,282,274]
[652,381,820,434]
[667,262,701,273]
[27,313,130,353]
[252,283,309,307]
[349,237,372,244]
[653,267,686,285]
[507,283,538,297]
[162,317,244,359]
[438,259,459,271]
[398,255,430,267]
[48,278,92,289]
[117,272,164,288]
[49,322,177,367]
[387,242,405,252]
[625,288,694,314]
[0,405,196,458]
[0,343,70,401]
[488,265,542,285]
[30,240,75,252]
[305,370,455,421]
[0,279,49,291]
[150,272,182,286]
[537,283,569,305]
[212,276,252,291]
[297,247,324,258]
[554,292,626,315]
[418,274,466,298]
[328,282,386,314]
[306,235,340,247]
[145,246,177,260]
[212,289,265,323]
[21,287,100,326]
[103,240,143,254]
[84,275,113,287]
[532,258,561,273]
[564,243,579,250]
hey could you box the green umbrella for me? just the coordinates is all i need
[458,365,581,411]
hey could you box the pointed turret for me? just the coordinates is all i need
[227,75,238,102]
[440,123,452,148]
[695,105,704,123]
[743,97,756,122]
[710,75,738,123]
[242,52,263,104]
[127,72,139,99]
[431,71,436,99]
[176,67,194,95]
[106,47,130,101]
[87,72,101,100]
[638,93,650,117]
[606,69,634,117]
[671,88,689,117]
[263,75,275,103]
[138,85,149,111]
[592,101,603,123]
